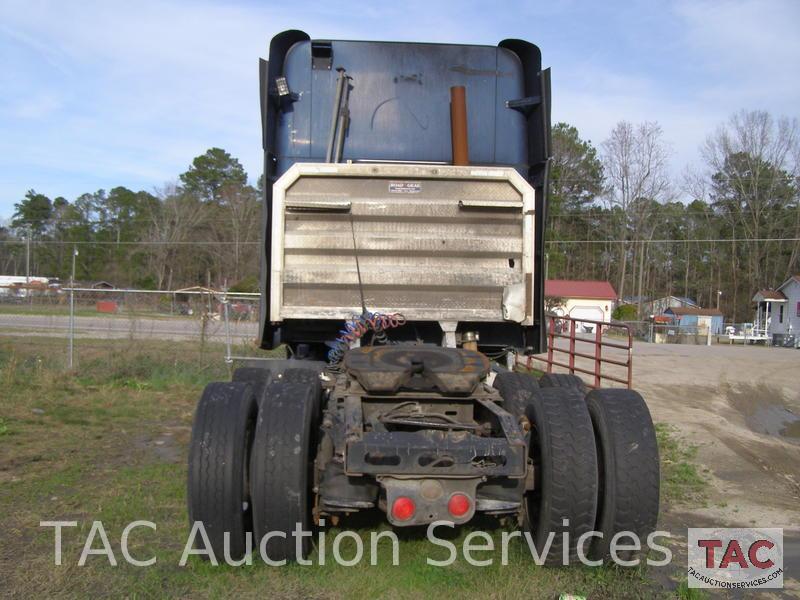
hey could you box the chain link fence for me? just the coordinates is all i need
[6,285,791,373]
[0,285,265,370]
[617,320,729,345]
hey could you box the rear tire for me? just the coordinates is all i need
[492,372,539,419]
[281,368,323,420]
[524,386,598,566]
[538,373,587,393]
[250,381,317,562]
[187,382,257,560]
[585,388,660,562]
[232,367,272,403]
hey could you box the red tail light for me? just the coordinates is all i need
[392,496,416,521]
[448,493,471,517]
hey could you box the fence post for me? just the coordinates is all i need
[546,316,554,373]
[68,246,77,370]
[627,325,633,389]
[222,285,232,364]
[568,319,576,374]
[594,324,602,388]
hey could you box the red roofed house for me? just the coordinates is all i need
[545,279,618,324]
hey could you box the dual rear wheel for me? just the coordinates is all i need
[493,372,659,565]
[188,369,658,565]
[187,371,320,562]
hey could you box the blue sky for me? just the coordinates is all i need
[1,0,799,219]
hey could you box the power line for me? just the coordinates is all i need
[0,237,798,246]
[545,237,800,244]
[0,240,258,246]
[5,205,799,226]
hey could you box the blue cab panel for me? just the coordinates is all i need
[259,30,551,355]
[275,40,527,172]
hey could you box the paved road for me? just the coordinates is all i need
[0,313,258,342]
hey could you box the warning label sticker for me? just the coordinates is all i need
[388,181,421,194]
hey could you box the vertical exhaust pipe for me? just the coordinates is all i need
[450,86,469,166]
[326,68,348,163]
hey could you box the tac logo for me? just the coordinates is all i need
[687,528,783,589]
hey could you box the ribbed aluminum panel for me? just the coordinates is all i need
[270,164,535,324]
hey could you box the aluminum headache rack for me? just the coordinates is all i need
[268,161,536,327]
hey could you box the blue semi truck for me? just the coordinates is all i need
[187,30,660,565]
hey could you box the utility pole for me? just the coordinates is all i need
[25,225,31,305]
[545,252,550,282]
[68,245,78,370]
[25,225,31,284]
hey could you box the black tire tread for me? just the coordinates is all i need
[232,367,272,403]
[281,367,323,422]
[585,388,660,561]
[187,381,256,560]
[280,367,321,388]
[492,371,539,418]
[250,381,316,562]
[538,372,587,393]
[527,386,598,566]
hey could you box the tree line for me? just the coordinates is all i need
[2,110,799,321]
[547,110,799,322]
[1,148,262,292]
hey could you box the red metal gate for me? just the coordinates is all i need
[519,315,633,388]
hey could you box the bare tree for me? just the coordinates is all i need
[601,121,672,308]
[700,110,799,319]
[143,183,210,289]
[208,183,260,286]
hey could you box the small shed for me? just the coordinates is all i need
[664,306,723,334]
[545,280,617,324]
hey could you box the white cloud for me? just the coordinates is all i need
[0,0,798,214]
[674,0,800,109]
[0,0,485,212]
[548,0,800,196]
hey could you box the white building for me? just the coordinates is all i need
[753,275,800,346]
[0,275,51,296]
[545,279,617,324]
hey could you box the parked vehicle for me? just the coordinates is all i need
[187,30,660,565]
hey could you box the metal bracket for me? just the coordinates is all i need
[506,95,542,116]
[475,398,526,446]
[343,395,363,441]
[312,40,333,70]
[285,199,352,212]
[270,76,299,109]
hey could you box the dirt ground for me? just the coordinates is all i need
[619,341,799,594]
[633,342,799,527]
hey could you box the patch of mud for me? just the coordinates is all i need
[725,383,800,443]
[133,429,183,463]
[641,382,800,529]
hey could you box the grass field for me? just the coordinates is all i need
[0,302,197,319]
[0,337,706,599]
